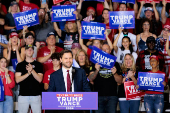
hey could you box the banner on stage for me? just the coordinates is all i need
[109,11,135,29]
[81,21,106,40]
[42,92,98,110]
[52,5,76,22]
[13,9,39,30]
[137,72,165,92]
[90,46,117,69]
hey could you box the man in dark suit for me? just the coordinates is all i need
[47,50,91,113]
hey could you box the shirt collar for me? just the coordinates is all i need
[62,66,72,73]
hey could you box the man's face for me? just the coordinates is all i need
[38,9,45,17]
[46,35,56,46]
[60,53,73,69]
[93,40,101,49]
[102,44,111,54]
[52,59,60,67]
[86,9,95,16]
[25,48,34,57]
[147,41,155,50]
[26,35,34,45]
[145,10,153,19]
[119,4,127,11]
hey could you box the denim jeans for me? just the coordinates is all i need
[144,94,164,113]
[18,95,41,113]
[95,96,118,113]
[119,99,140,113]
[0,96,13,113]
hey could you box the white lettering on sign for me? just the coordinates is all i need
[110,15,133,24]
[82,26,105,35]
[15,13,37,25]
[93,50,114,66]
[53,8,75,17]
[57,97,83,106]
[139,76,163,87]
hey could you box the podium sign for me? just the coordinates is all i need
[42,92,98,110]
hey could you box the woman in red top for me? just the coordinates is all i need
[0,57,15,113]
[144,55,166,113]
[16,0,39,12]
[102,8,115,42]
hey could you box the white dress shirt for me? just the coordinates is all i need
[62,67,74,92]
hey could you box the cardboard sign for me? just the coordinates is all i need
[81,21,106,40]
[42,92,98,110]
[13,9,39,30]
[0,76,4,101]
[137,72,165,92]
[52,5,76,22]
[90,46,117,69]
[112,0,135,4]
[124,81,145,100]
[109,11,135,29]
[53,0,64,4]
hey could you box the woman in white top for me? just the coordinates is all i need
[113,26,138,65]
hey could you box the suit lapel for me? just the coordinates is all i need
[59,68,66,92]
[72,67,77,92]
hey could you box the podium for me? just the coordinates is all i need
[42,92,98,110]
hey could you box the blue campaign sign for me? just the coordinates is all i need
[81,21,106,40]
[12,58,18,71]
[90,46,117,69]
[52,5,76,22]
[42,92,98,110]
[109,11,135,29]
[137,72,165,92]
[0,76,4,101]
[112,0,135,4]
[13,8,39,30]
[84,0,104,2]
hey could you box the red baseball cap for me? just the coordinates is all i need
[163,24,170,31]
[87,7,95,12]
[66,21,75,24]
[149,55,159,61]
[64,1,72,5]
[9,32,18,38]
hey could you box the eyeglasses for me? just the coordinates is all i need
[143,24,150,26]
[163,29,170,32]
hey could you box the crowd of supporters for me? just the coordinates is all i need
[0,0,170,113]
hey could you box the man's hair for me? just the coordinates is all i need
[92,39,103,45]
[119,3,127,8]
[60,50,73,58]
[51,52,60,60]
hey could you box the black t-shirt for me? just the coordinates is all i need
[118,68,138,98]
[80,65,90,76]
[61,31,79,50]
[90,62,122,96]
[16,60,43,96]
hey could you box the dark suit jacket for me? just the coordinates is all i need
[48,67,91,92]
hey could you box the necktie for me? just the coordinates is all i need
[67,70,71,92]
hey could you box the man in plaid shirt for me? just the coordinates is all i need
[0,34,8,57]
[136,36,165,72]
